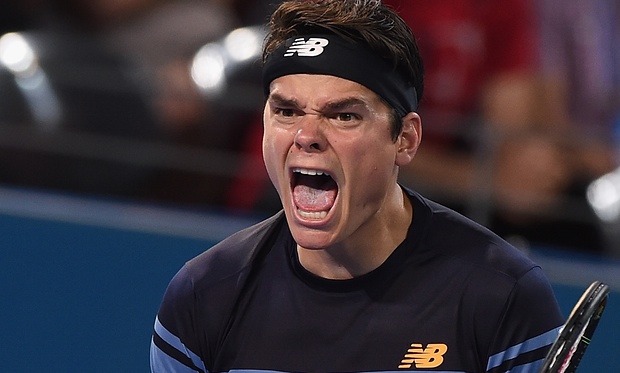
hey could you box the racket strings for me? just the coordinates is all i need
[538,281,610,373]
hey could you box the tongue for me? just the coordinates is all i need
[293,174,337,211]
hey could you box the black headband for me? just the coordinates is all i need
[262,34,418,116]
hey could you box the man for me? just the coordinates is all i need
[150,1,564,372]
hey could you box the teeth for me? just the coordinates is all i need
[297,209,328,219]
[293,168,329,177]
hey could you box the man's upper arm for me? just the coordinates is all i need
[484,267,565,372]
[150,266,208,373]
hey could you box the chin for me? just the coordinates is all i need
[289,226,335,250]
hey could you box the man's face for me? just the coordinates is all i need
[263,74,403,250]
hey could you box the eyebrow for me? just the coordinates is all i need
[323,97,369,112]
[268,93,370,112]
[268,93,300,108]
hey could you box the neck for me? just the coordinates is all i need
[297,187,413,279]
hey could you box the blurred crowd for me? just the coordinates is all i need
[0,0,619,255]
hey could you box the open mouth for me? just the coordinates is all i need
[291,168,338,219]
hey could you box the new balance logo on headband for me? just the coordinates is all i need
[263,33,418,114]
[284,37,329,57]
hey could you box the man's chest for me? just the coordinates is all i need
[210,270,482,373]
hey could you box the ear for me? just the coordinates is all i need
[395,112,422,167]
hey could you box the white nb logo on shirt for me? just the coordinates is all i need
[284,37,330,57]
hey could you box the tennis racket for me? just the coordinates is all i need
[539,280,610,373]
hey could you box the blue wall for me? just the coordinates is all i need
[0,214,209,372]
[0,190,618,372]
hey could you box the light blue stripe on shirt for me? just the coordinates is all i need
[154,316,207,372]
[151,339,207,373]
[487,326,562,370]
[228,371,466,373]
[505,358,544,373]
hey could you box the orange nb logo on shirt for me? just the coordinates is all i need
[398,343,448,369]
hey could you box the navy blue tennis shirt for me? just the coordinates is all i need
[150,188,564,373]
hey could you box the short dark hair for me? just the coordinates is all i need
[263,0,424,141]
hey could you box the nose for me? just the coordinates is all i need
[294,115,326,152]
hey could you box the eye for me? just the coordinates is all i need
[274,108,296,117]
[272,107,302,124]
[329,112,362,127]
[335,113,357,122]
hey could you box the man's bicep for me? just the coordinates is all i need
[150,266,208,373]
[151,334,206,373]
[485,267,565,372]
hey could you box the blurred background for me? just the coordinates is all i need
[0,0,619,371]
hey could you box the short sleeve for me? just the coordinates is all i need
[484,267,565,372]
[150,266,208,373]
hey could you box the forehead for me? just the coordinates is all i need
[268,74,387,109]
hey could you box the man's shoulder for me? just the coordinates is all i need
[408,190,537,280]
[182,211,287,289]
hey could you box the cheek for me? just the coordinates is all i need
[347,144,397,196]
[347,138,396,170]
[262,135,278,182]
[262,128,291,186]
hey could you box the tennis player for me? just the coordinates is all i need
[150,1,565,372]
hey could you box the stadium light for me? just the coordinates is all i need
[587,167,620,222]
[191,43,227,94]
[0,32,38,78]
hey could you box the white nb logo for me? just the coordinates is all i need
[284,37,329,57]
